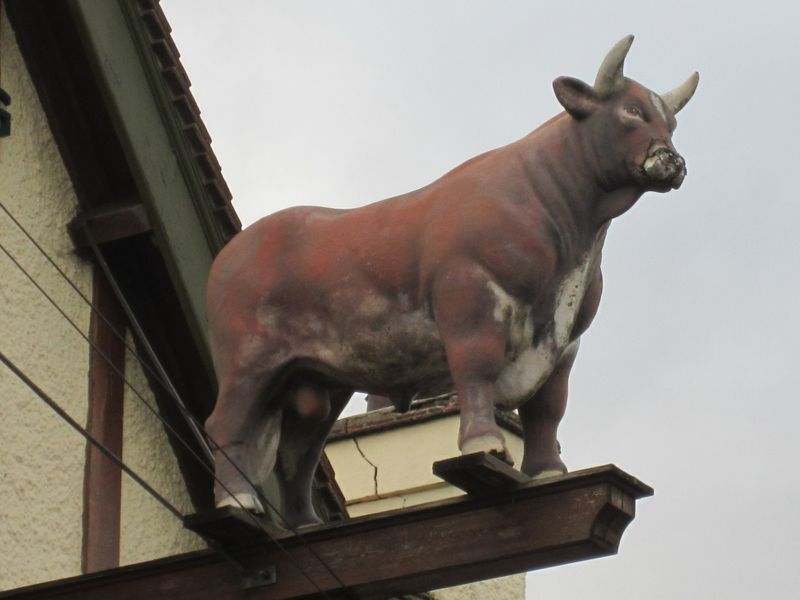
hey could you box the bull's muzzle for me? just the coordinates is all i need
[642,146,686,190]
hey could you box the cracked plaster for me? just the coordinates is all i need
[325,413,526,598]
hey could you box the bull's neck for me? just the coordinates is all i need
[517,114,642,257]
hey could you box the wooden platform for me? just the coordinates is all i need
[433,451,534,494]
[183,506,284,549]
[0,465,653,600]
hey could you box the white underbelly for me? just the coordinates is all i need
[491,255,594,409]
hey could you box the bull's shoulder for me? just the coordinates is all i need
[247,205,347,233]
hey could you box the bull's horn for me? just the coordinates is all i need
[661,72,700,114]
[594,34,634,97]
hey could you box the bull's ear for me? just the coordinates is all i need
[553,76,601,119]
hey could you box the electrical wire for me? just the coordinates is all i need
[0,200,350,591]
[80,227,349,588]
[0,237,340,599]
[0,349,183,519]
[0,207,352,596]
[0,348,269,582]
[0,201,215,464]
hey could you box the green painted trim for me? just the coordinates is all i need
[67,0,218,373]
[67,0,286,520]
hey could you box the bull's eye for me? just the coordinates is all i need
[624,105,643,118]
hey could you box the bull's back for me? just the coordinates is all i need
[208,195,436,332]
[208,206,340,318]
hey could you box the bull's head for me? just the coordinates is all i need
[553,35,698,193]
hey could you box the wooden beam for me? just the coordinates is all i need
[70,203,151,250]
[81,267,127,573]
[1,465,652,600]
[69,0,220,366]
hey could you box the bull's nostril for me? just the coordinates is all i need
[642,147,687,186]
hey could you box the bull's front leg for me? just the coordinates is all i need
[518,341,577,478]
[432,262,513,464]
[517,264,601,477]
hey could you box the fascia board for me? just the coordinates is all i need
[67,0,219,373]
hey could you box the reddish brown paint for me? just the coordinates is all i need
[205,40,696,527]
[82,269,126,572]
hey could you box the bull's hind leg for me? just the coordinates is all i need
[518,341,578,478]
[205,371,284,514]
[276,382,352,528]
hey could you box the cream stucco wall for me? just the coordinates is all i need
[326,413,526,599]
[0,6,92,590]
[1,8,207,589]
[119,333,205,565]
[326,414,525,517]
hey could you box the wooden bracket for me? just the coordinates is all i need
[433,451,533,494]
[184,506,285,550]
[69,202,152,250]
[0,465,652,599]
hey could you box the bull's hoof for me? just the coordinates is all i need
[530,468,566,480]
[286,512,324,530]
[216,492,265,514]
[522,458,567,480]
[461,434,515,466]
[281,500,323,530]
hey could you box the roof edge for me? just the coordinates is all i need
[329,396,524,441]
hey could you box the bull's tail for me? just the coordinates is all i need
[244,408,282,489]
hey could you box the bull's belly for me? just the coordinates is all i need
[289,302,452,396]
[307,304,575,407]
[257,249,593,405]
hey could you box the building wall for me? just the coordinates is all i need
[119,333,205,565]
[326,413,526,599]
[327,414,526,517]
[0,8,204,589]
[0,6,92,589]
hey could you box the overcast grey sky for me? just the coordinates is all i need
[163,1,800,598]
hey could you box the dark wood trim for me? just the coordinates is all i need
[6,465,653,599]
[81,267,127,573]
[99,237,216,510]
[313,453,349,523]
[70,202,151,250]
[4,0,135,210]
[433,451,533,495]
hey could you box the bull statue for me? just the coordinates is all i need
[205,36,698,527]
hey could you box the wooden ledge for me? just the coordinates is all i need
[0,465,652,600]
[432,451,533,494]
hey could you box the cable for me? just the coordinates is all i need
[80,227,351,592]
[0,234,345,597]
[83,226,214,465]
[0,200,214,464]
[0,241,337,597]
[0,206,352,592]
[0,202,351,592]
[0,349,183,519]
[0,348,261,581]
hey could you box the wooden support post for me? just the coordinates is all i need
[81,267,127,573]
[1,465,652,600]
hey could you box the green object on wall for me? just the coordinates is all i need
[0,87,10,137]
